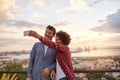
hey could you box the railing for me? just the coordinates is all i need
[74,69,120,73]
[0,69,120,73]
[0,69,120,80]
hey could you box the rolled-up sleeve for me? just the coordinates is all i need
[48,62,56,71]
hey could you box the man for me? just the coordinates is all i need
[27,25,57,80]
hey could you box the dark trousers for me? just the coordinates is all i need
[59,77,68,80]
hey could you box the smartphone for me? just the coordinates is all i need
[24,30,31,36]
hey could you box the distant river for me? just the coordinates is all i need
[72,49,120,57]
[6,49,120,60]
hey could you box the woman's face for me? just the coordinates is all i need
[55,36,63,44]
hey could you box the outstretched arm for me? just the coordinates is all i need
[29,31,68,53]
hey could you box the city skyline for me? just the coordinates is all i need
[0,0,120,52]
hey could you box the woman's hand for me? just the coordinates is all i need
[50,70,56,80]
[29,31,41,39]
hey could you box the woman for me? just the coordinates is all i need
[29,30,75,80]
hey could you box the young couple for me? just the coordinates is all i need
[26,25,75,80]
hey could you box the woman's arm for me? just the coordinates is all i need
[29,31,42,39]
[29,31,68,53]
[40,36,68,53]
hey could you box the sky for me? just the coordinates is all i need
[0,0,120,52]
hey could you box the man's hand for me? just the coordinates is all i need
[26,78,32,80]
[41,68,50,78]
[50,70,56,80]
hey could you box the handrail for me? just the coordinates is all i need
[0,69,120,74]
[0,70,26,74]
[74,69,120,73]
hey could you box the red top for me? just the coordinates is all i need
[39,36,75,80]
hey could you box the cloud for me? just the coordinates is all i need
[1,20,43,27]
[28,12,44,23]
[56,6,82,13]
[31,12,44,18]
[30,0,45,7]
[100,35,120,47]
[88,0,104,6]
[53,21,72,27]
[91,9,120,33]
[0,38,20,47]
[0,0,21,21]
[14,20,43,28]
[0,11,15,21]
[88,0,114,6]
[104,35,120,42]
[56,0,89,13]
[0,37,35,51]
[89,0,120,7]
[0,0,14,21]
[0,37,33,47]
[70,0,86,7]
[0,25,11,32]
[0,0,14,11]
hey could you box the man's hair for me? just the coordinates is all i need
[46,25,56,36]
[56,31,71,45]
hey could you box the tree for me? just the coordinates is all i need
[4,62,23,71]
[0,62,27,80]
[87,73,103,80]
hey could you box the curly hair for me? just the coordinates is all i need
[56,31,71,45]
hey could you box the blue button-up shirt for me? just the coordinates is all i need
[27,42,57,80]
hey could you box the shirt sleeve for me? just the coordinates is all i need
[47,62,56,71]
[27,43,37,78]
[39,36,69,53]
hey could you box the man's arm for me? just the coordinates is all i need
[42,51,56,78]
[27,43,37,79]
[47,63,56,71]
[41,63,56,78]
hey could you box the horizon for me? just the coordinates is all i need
[0,45,120,52]
[0,48,120,58]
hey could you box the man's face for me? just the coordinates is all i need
[44,28,54,40]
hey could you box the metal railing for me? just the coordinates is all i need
[0,69,120,74]
[74,69,120,73]
[0,69,120,80]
